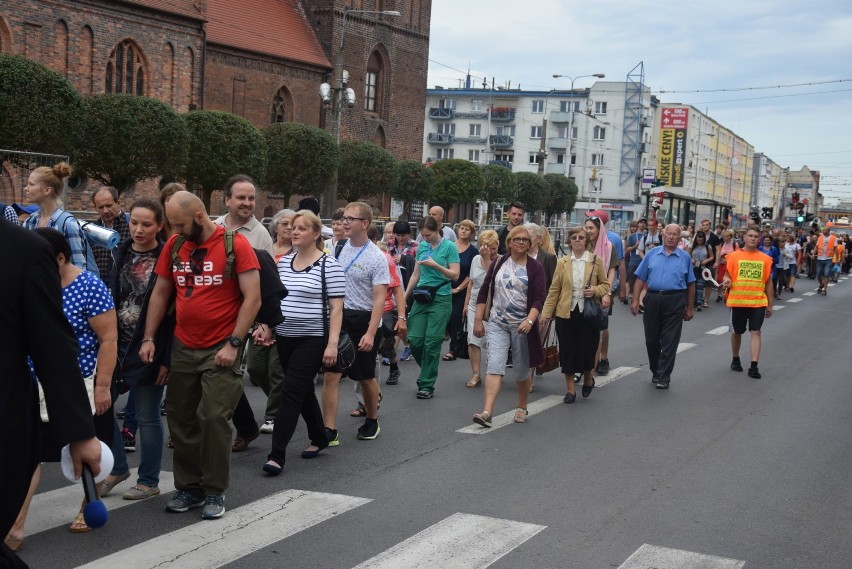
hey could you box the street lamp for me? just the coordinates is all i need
[551,73,605,195]
[319,8,401,217]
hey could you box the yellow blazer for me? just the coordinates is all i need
[541,253,611,319]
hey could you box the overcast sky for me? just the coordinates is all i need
[427,0,852,204]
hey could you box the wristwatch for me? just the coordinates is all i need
[526,319,534,326]
[227,335,243,348]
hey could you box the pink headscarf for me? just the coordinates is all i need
[589,217,612,265]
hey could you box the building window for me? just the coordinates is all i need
[439,98,456,109]
[591,153,604,166]
[530,126,542,139]
[571,154,576,165]
[437,148,454,159]
[471,99,483,111]
[531,99,544,113]
[594,101,607,115]
[105,40,146,95]
[494,153,514,162]
[529,152,542,165]
[593,126,606,141]
[438,123,455,135]
[557,126,569,138]
[571,126,578,140]
[469,149,480,162]
[364,51,383,113]
[469,124,481,136]
[556,153,565,164]
[560,100,580,112]
[270,87,288,123]
[496,125,515,136]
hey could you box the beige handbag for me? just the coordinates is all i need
[38,363,97,422]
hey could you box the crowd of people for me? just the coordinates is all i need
[2,162,848,561]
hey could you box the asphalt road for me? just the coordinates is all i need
[17,276,852,568]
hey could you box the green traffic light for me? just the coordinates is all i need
[797,216,804,223]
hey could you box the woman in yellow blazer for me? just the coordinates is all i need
[540,226,610,404]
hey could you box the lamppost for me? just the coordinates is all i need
[319,8,401,218]
[551,73,605,187]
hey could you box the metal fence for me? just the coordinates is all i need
[0,149,71,205]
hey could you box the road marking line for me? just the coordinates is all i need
[828,283,836,287]
[786,297,802,303]
[803,292,817,296]
[28,468,175,536]
[677,342,696,353]
[773,305,785,310]
[618,543,745,568]
[595,366,639,387]
[457,395,563,434]
[706,326,729,335]
[351,512,546,569]
[76,490,371,569]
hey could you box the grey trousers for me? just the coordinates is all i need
[642,292,687,383]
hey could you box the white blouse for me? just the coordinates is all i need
[570,251,594,312]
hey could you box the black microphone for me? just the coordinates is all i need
[81,464,109,528]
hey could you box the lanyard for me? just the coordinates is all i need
[343,243,369,273]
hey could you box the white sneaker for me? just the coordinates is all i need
[259,420,274,434]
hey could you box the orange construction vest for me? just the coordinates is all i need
[816,234,837,258]
[725,250,772,308]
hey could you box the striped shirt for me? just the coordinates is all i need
[23,209,88,271]
[276,253,345,337]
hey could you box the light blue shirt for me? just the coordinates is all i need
[634,246,696,291]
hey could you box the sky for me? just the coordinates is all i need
[426,0,852,205]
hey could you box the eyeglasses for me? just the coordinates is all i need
[189,247,208,275]
[342,216,366,224]
[570,236,586,241]
[511,237,531,244]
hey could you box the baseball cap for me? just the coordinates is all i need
[13,203,37,215]
[585,209,609,225]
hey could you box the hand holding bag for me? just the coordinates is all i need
[321,255,356,372]
[582,255,608,332]
[535,322,560,374]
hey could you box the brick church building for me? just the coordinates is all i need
[0,0,431,216]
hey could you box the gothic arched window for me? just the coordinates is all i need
[105,40,146,95]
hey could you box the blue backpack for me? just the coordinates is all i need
[56,210,100,278]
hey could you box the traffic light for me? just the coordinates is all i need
[796,214,805,224]
[791,192,800,204]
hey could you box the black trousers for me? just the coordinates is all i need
[447,291,466,354]
[642,292,687,383]
[232,392,258,438]
[268,336,327,465]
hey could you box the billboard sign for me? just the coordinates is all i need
[658,107,689,187]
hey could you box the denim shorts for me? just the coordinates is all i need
[816,259,832,278]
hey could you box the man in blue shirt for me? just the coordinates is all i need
[630,223,696,389]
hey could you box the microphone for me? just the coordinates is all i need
[81,464,109,528]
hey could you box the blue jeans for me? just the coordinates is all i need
[122,388,138,432]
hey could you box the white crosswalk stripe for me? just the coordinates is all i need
[774,305,785,310]
[619,543,745,568]
[595,366,638,387]
[75,489,371,569]
[706,326,729,335]
[803,291,817,296]
[786,297,802,303]
[677,342,696,353]
[27,468,175,536]
[456,395,562,434]
[351,512,546,569]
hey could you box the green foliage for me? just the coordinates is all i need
[74,94,187,193]
[429,159,483,218]
[337,140,396,203]
[542,173,578,224]
[182,110,266,210]
[513,172,546,214]
[0,54,83,157]
[262,122,339,206]
[480,163,515,220]
[392,160,433,219]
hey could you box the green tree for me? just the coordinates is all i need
[182,110,266,210]
[392,160,433,220]
[0,54,83,158]
[429,159,484,221]
[542,173,579,225]
[262,122,339,207]
[480,163,515,223]
[74,94,187,193]
[513,172,546,215]
[337,140,396,204]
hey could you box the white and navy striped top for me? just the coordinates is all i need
[275,253,346,337]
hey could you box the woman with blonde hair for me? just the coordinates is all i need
[540,227,610,403]
[462,229,498,387]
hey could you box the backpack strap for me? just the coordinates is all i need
[224,229,235,279]
[170,235,187,272]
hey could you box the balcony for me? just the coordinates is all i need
[489,159,513,171]
[427,133,453,145]
[489,135,514,148]
[428,108,455,120]
[548,137,568,149]
[452,136,487,144]
[454,110,488,119]
[490,108,516,122]
[549,111,573,123]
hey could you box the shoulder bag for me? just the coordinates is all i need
[535,322,560,374]
[39,361,97,422]
[582,255,608,331]
[321,255,356,372]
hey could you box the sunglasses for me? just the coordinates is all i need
[587,216,600,222]
[570,235,586,241]
[511,237,531,244]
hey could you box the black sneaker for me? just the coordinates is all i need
[748,366,761,379]
[357,420,380,440]
[655,380,670,389]
[596,359,610,376]
[324,427,339,447]
[201,494,225,519]
[165,489,205,513]
[386,369,400,385]
[731,358,743,372]
[505,351,513,368]
[416,390,434,399]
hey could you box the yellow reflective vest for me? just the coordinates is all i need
[725,250,773,308]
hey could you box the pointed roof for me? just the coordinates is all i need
[205,0,331,68]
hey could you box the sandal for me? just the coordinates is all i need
[350,403,367,417]
[122,484,160,500]
[442,352,456,361]
[99,470,130,498]
[466,374,481,388]
[513,407,529,423]
[702,302,709,308]
[472,411,492,428]
[4,535,22,552]
[69,512,91,533]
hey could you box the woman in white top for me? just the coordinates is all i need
[462,229,498,387]
[783,234,801,293]
[540,227,610,404]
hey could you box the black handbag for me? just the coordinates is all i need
[455,319,470,359]
[582,255,608,331]
[321,255,356,372]
[412,280,450,304]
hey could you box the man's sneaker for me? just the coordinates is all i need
[416,390,434,399]
[324,427,339,447]
[655,381,670,389]
[596,358,610,376]
[505,352,513,368]
[731,357,743,372]
[357,420,380,440]
[165,489,204,513]
[381,357,390,366]
[160,401,167,416]
[748,366,761,379]
[201,494,225,520]
[121,427,136,452]
[259,420,275,434]
[400,347,412,361]
[386,369,400,385]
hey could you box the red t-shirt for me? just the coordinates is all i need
[155,226,260,348]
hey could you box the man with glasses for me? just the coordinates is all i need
[321,202,389,442]
[91,187,131,283]
[214,174,273,256]
[140,191,260,520]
